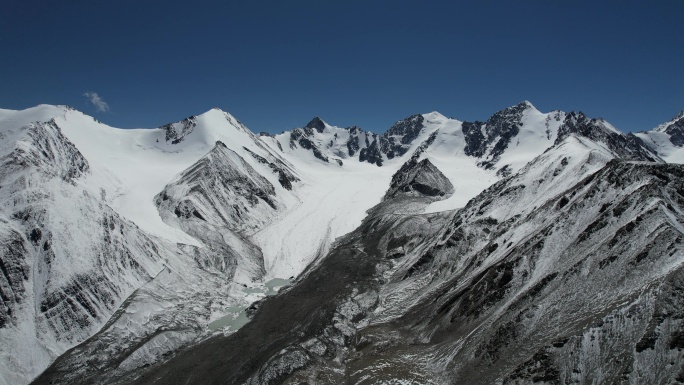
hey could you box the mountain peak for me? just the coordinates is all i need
[305,117,327,133]
[519,100,535,108]
[198,107,229,118]
[488,101,539,123]
[423,111,448,121]
[654,110,684,133]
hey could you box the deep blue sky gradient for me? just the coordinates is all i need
[2,0,683,133]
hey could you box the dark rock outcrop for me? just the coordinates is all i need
[289,127,329,162]
[161,116,197,144]
[305,117,327,134]
[384,158,454,200]
[242,147,299,190]
[557,111,661,162]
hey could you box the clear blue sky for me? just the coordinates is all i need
[2,0,683,133]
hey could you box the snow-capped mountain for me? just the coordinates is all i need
[636,111,684,163]
[108,133,683,385]
[0,101,680,384]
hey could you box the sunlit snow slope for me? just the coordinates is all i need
[636,111,684,163]
[0,101,670,385]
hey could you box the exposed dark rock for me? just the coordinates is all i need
[346,132,360,156]
[359,139,384,167]
[157,142,279,234]
[557,111,661,162]
[497,164,512,178]
[305,117,327,134]
[480,102,527,161]
[0,227,29,328]
[5,120,90,181]
[386,114,425,145]
[462,121,486,157]
[242,147,299,191]
[384,158,454,200]
[290,128,329,163]
[358,114,426,166]
[160,116,197,144]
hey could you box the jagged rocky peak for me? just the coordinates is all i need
[305,117,327,133]
[485,101,534,135]
[346,125,362,133]
[386,114,425,144]
[289,127,329,163]
[518,99,536,109]
[655,111,684,147]
[358,114,427,166]
[655,110,684,131]
[460,101,536,168]
[557,111,661,162]
[384,158,454,200]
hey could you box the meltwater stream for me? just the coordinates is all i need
[207,278,291,332]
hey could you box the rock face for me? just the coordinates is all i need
[155,141,271,275]
[465,102,528,169]
[289,126,331,162]
[655,112,684,147]
[157,141,278,235]
[384,158,454,200]
[242,146,299,190]
[556,111,661,162]
[0,118,170,385]
[305,117,327,133]
[0,224,29,329]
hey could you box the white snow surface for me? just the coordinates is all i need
[252,148,396,278]
[422,107,566,213]
[634,111,684,164]
[0,103,602,281]
[636,131,684,164]
[50,107,302,248]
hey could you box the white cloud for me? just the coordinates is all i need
[83,91,110,112]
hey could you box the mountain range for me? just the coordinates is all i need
[1,101,683,384]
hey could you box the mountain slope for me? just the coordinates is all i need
[0,116,170,385]
[120,136,683,384]
[0,106,293,384]
[0,101,676,385]
[636,111,684,163]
